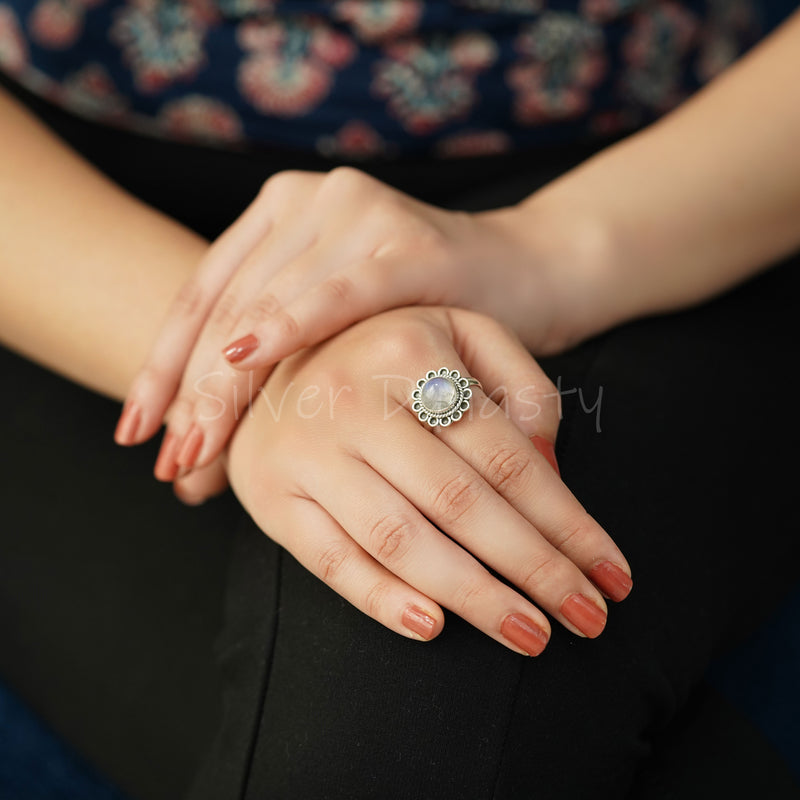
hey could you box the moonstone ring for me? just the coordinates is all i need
[411,368,482,427]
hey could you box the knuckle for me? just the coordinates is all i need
[483,445,532,497]
[431,473,481,526]
[551,512,595,552]
[519,552,560,594]
[451,577,492,616]
[367,512,416,564]
[364,580,390,620]
[168,394,195,420]
[325,165,368,190]
[316,543,351,584]
[246,292,282,323]
[171,280,205,319]
[210,292,242,331]
[260,169,302,198]
[135,362,169,393]
[371,324,433,366]
[271,308,300,344]
[321,273,355,305]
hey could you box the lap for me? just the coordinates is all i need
[196,251,800,800]
[1,96,798,798]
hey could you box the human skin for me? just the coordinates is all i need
[0,85,630,650]
[2,7,799,647]
[114,7,800,479]
[0,87,205,401]
[224,306,632,652]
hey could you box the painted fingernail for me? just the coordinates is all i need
[154,432,180,482]
[176,423,204,469]
[589,561,633,603]
[561,593,607,638]
[530,435,560,477]
[114,402,141,445]
[402,606,437,640]
[500,613,549,656]
[223,334,259,364]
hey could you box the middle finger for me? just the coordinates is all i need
[362,413,609,639]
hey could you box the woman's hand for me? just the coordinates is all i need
[221,306,632,655]
[114,167,570,477]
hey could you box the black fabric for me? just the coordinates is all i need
[1,80,799,800]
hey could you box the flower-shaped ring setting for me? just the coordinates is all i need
[411,368,481,427]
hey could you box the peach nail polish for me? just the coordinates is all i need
[589,561,633,603]
[223,334,259,364]
[402,606,437,640]
[176,424,204,469]
[114,402,141,445]
[530,435,560,477]
[154,432,180,482]
[561,593,607,638]
[500,614,549,656]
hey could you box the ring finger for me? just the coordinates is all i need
[362,412,610,639]
[304,457,553,656]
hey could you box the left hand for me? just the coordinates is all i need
[113,167,563,477]
[221,306,631,650]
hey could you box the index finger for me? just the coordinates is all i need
[115,192,273,445]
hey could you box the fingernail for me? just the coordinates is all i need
[589,561,633,602]
[500,613,549,656]
[154,432,180,482]
[114,402,141,445]
[402,606,437,640]
[561,593,607,638]
[176,423,204,469]
[223,334,259,364]
[530,435,560,476]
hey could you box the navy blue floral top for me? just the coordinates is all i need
[0,0,792,157]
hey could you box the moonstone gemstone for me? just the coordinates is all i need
[420,377,457,413]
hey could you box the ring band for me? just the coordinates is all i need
[411,368,482,427]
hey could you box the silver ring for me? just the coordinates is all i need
[411,367,482,427]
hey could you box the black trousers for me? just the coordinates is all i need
[1,78,799,800]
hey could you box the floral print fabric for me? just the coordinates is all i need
[0,0,774,157]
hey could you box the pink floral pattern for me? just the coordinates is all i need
[111,0,210,92]
[434,129,512,157]
[58,63,128,118]
[158,94,243,141]
[695,0,758,81]
[454,0,542,13]
[372,33,496,135]
[0,0,771,154]
[316,119,394,158]
[580,0,645,24]
[28,0,104,49]
[214,0,273,16]
[237,16,356,116]
[507,12,606,124]
[333,0,422,44]
[621,0,698,111]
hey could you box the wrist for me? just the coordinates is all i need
[477,194,624,354]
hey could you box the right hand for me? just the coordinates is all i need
[113,167,575,479]
[223,306,633,655]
